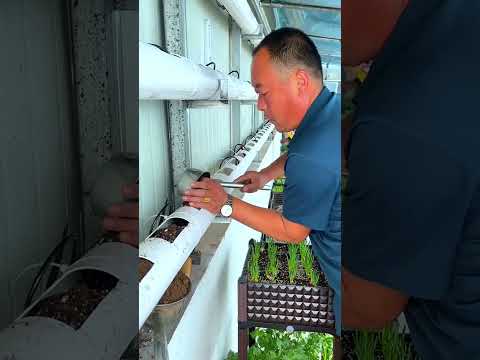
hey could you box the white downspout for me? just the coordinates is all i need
[216,0,261,35]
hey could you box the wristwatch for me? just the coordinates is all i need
[220,194,234,217]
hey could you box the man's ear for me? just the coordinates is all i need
[294,69,309,95]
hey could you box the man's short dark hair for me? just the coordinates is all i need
[253,27,323,79]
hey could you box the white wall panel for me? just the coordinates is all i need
[186,0,232,174]
[139,101,171,241]
[139,0,163,45]
[188,107,231,174]
[240,105,254,141]
[139,0,171,241]
[0,0,79,327]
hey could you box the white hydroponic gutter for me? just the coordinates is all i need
[216,0,261,35]
[0,242,137,360]
[139,42,257,101]
[214,122,274,182]
[138,123,273,329]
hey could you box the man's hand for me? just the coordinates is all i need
[102,183,139,247]
[182,178,228,214]
[235,171,269,193]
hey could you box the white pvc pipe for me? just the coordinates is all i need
[0,242,137,360]
[227,75,258,100]
[139,42,223,100]
[139,207,215,329]
[139,42,257,101]
[217,0,261,35]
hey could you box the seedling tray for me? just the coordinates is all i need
[238,239,335,335]
[269,192,284,213]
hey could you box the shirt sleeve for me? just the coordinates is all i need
[283,153,339,232]
[343,120,473,299]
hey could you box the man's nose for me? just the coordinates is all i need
[257,97,266,112]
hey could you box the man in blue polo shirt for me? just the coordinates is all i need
[182,28,342,335]
[342,0,480,358]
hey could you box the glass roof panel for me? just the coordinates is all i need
[269,0,341,83]
[271,0,340,10]
[275,7,340,39]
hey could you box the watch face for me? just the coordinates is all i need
[221,204,233,217]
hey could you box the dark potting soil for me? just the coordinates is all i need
[254,243,329,287]
[152,219,188,243]
[139,258,153,282]
[160,271,190,304]
[29,286,110,330]
[341,331,418,360]
[28,271,117,330]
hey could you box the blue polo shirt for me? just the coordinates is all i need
[343,1,480,358]
[283,87,341,335]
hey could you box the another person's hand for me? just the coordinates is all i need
[102,183,139,247]
[235,171,269,193]
[182,178,227,214]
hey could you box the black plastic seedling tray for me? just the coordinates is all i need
[238,239,335,335]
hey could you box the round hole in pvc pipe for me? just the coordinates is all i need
[152,218,189,243]
[27,270,118,330]
[222,168,234,176]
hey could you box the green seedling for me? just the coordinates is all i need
[248,242,262,282]
[287,244,298,284]
[310,268,320,287]
[252,241,262,262]
[299,242,314,278]
[266,241,279,281]
[353,330,377,360]
[380,323,412,360]
[248,255,260,282]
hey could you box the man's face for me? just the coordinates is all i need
[251,48,299,132]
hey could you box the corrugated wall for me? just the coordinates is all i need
[240,39,255,140]
[186,0,231,174]
[0,0,80,327]
[139,0,171,241]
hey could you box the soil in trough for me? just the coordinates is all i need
[160,271,190,304]
[254,243,329,287]
[139,258,153,282]
[28,271,117,330]
[152,219,188,243]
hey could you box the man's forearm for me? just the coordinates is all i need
[231,195,306,243]
[342,267,409,329]
[261,153,287,181]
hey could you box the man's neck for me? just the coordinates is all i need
[306,83,324,109]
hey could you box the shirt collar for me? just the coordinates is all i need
[291,86,333,144]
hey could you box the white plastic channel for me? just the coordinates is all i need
[139,42,257,101]
[213,123,274,183]
[139,207,215,329]
[244,123,274,153]
[0,242,137,360]
[216,0,261,35]
[139,42,222,100]
[226,74,258,100]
